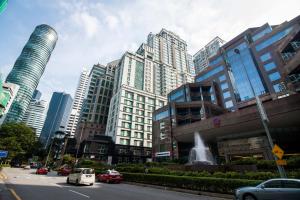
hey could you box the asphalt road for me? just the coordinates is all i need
[0,167,228,200]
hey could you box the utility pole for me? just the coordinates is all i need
[234,49,286,178]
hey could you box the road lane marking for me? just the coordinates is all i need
[69,190,90,198]
[9,188,22,200]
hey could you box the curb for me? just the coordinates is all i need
[123,181,233,199]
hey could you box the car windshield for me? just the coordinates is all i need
[109,170,120,175]
[82,169,94,174]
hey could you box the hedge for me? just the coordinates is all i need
[123,173,262,194]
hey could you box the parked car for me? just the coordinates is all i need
[57,166,72,176]
[234,178,300,200]
[36,167,48,175]
[23,165,31,170]
[67,168,95,186]
[30,162,38,169]
[97,170,123,183]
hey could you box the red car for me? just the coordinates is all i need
[36,167,48,175]
[97,170,123,183]
[57,167,72,176]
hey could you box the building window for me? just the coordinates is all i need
[223,91,231,99]
[134,61,144,90]
[263,62,276,71]
[220,82,229,90]
[120,138,129,145]
[219,74,226,82]
[121,122,131,129]
[260,52,272,62]
[121,130,130,137]
[196,65,224,82]
[255,27,293,51]
[225,100,233,108]
[273,83,284,93]
[252,26,272,41]
[125,91,133,99]
[269,72,281,82]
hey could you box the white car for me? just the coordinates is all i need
[67,168,95,186]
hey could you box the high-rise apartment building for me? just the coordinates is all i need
[147,29,194,96]
[0,77,19,125]
[106,29,193,150]
[193,37,225,74]
[40,92,72,147]
[5,24,57,122]
[66,69,89,137]
[22,99,48,137]
[76,61,118,145]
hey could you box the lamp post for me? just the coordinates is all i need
[234,48,286,178]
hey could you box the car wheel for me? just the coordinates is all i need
[106,179,110,184]
[67,178,70,184]
[90,183,93,186]
[243,194,256,200]
[76,179,79,186]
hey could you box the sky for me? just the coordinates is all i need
[0,0,299,101]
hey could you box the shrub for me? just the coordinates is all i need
[123,173,262,194]
[244,171,276,180]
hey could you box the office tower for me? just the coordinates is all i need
[193,37,225,74]
[194,15,300,110]
[76,61,118,145]
[5,24,58,122]
[66,69,89,137]
[40,92,72,147]
[0,78,19,125]
[32,90,42,100]
[22,99,48,137]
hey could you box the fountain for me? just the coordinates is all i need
[188,131,214,165]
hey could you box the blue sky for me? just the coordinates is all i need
[0,0,300,101]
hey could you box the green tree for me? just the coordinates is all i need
[0,122,37,160]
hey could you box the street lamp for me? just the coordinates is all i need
[234,48,286,178]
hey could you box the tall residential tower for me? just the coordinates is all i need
[66,69,89,137]
[5,24,57,122]
[106,29,193,152]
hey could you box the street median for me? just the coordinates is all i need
[122,172,262,194]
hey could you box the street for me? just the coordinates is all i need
[0,168,228,200]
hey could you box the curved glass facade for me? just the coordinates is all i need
[5,24,58,122]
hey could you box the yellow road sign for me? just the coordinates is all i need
[276,159,287,166]
[272,144,284,159]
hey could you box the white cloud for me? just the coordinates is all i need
[2,0,300,101]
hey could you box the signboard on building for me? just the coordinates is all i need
[0,150,8,158]
[155,151,170,157]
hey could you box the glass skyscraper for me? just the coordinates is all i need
[5,24,58,122]
[40,92,72,147]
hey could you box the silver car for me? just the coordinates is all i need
[234,178,300,200]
